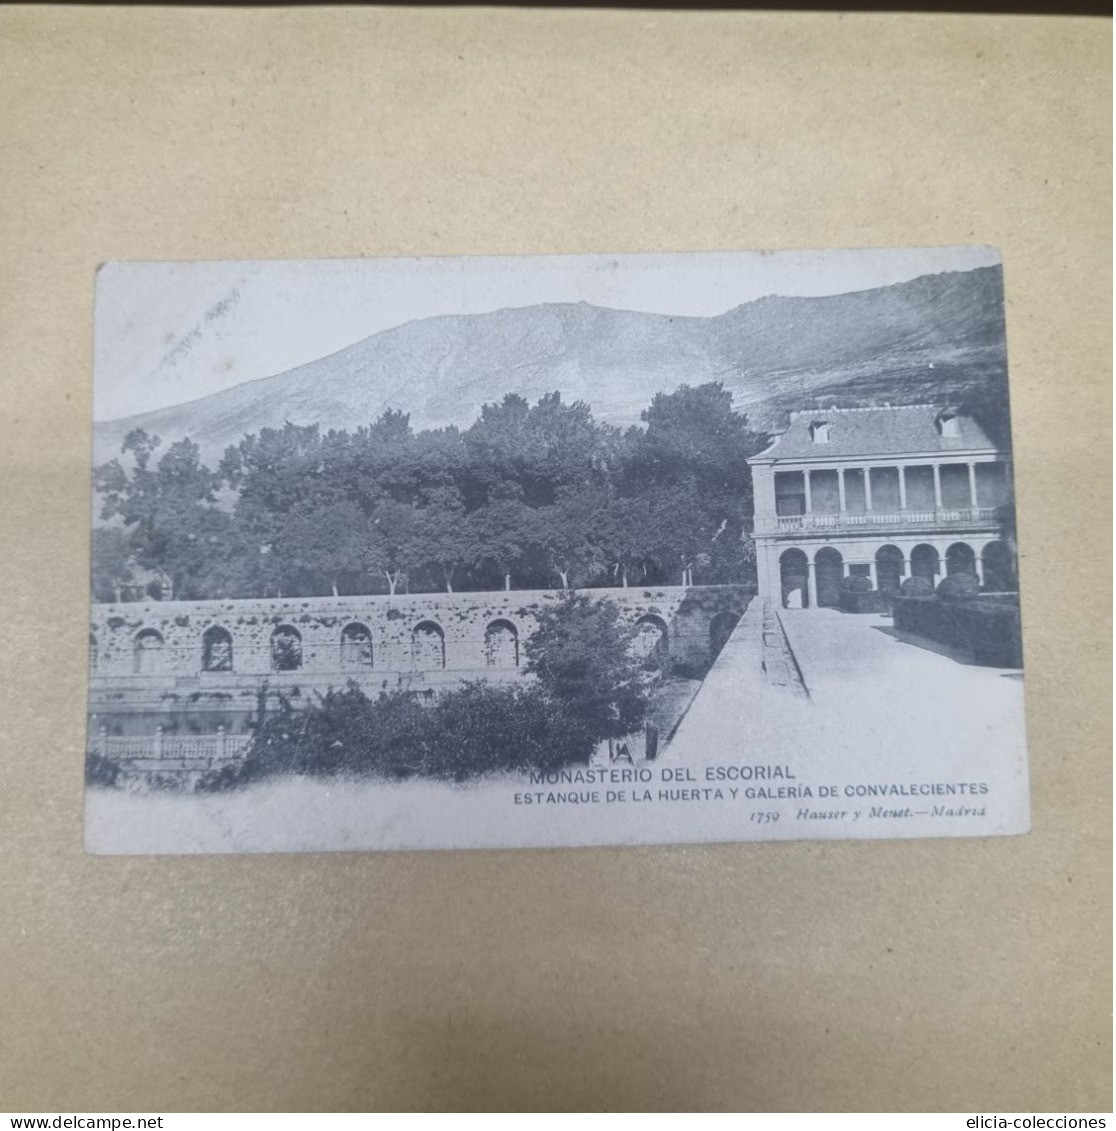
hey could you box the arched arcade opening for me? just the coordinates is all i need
[814,547,844,608]
[779,549,809,609]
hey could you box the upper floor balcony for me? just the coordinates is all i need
[754,505,1012,536]
[755,460,1014,538]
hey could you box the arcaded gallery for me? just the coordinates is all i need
[748,405,1018,609]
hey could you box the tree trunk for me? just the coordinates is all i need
[385,570,397,596]
[113,585,122,604]
[331,580,339,598]
[557,569,569,590]
[620,565,629,588]
[504,572,511,591]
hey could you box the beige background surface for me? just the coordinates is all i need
[0,6,1110,1112]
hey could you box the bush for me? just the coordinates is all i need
[840,574,874,593]
[210,679,597,789]
[900,575,934,596]
[195,759,265,793]
[892,593,1022,667]
[429,682,590,779]
[839,573,890,614]
[85,752,120,788]
[936,572,981,600]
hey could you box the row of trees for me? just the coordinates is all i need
[197,593,653,787]
[93,383,771,602]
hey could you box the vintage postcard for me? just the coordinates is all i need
[85,248,1029,853]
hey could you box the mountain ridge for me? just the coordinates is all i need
[93,265,1008,464]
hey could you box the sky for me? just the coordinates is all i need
[94,246,1000,422]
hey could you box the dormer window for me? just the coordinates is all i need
[936,411,959,438]
[809,420,829,444]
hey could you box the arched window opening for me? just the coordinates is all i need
[484,620,519,669]
[412,621,445,670]
[202,626,233,672]
[340,623,373,668]
[133,629,165,675]
[270,625,303,671]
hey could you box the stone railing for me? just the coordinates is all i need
[92,729,252,763]
[755,506,1009,535]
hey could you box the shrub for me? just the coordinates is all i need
[428,682,590,779]
[892,593,1022,667]
[839,573,889,614]
[220,678,597,789]
[840,574,874,593]
[195,759,265,793]
[900,576,934,596]
[85,752,120,788]
[936,572,980,600]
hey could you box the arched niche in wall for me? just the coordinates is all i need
[270,625,303,671]
[412,621,445,670]
[340,622,373,668]
[484,620,519,668]
[202,625,234,672]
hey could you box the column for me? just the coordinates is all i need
[973,555,984,587]
[967,462,978,510]
[806,563,818,609]
[867,559,878,588]
[932,464,943,509]
[802,470,812,516]
[837,468,847,514]
[753,466,776,533]
[864,467,873,511]
[756,542,770,605]
[898,465,907,511]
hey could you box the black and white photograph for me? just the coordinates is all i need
[85,248,1030,853]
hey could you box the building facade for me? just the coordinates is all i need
[748,405,1017,610]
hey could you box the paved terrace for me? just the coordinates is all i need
[665,606,1028,812]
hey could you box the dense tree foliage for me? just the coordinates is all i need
[93,384,770,600]
[524,591,652,744]
[199,679,595,788]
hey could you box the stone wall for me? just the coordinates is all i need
[89,585,750,736]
